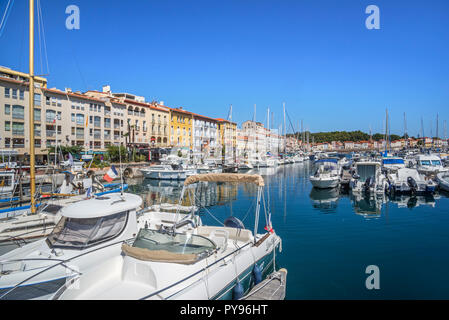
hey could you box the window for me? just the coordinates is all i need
[19,90,24,100]
[4,88,10,98]
[5,104,10,115]
[5,121,10,131]
[12,105,24,119]
[57,111,62,120]
[34,93,41,106]
[34,124,41,136]
[34,108,41,121]
[46,96,50,105]
[71,113,75,122]
[46,110,56,122]
[12,122,24,135]
[76,114,84,126]
[12,89,17,99]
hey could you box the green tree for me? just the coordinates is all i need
[106,145,127,163]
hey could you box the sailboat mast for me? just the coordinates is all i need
[29,0,36,213]
[283,102,286,154]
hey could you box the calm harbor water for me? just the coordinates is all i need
[128,161,449,299]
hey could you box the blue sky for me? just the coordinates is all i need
[1,0,448,137]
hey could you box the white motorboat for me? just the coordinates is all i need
[415,154,448,176]
[309,158,341,189]
[140,164,197,180]
[0,192,198,300]
[51,173,282,300]
[386,167,436,195]
[350,161,388,196]
[436,172,449,192]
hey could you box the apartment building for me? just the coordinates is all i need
[0,67,128,162]
[191,113,218,156]
[216,118,237,158]
[169,107,193,149]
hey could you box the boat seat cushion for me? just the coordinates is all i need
[122,244,198,265]
[197,226,253,243]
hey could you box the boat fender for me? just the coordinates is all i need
[232,281,244,300]
[253,264,262,285]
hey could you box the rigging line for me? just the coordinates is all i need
[37,0,44,77]
[0,0,13,37]
[38,0,50,75]
[193,191,224,226]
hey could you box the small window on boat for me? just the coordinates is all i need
[420,160,431,166]
[41,204,63,215]
[431,160,441,166]
[47,211,128,249]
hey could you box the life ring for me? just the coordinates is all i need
[123,167,133,178]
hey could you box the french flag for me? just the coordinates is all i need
[103,165,118,182]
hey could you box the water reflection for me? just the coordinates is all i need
[309,188,339,213]
[349,193,384,218]
[129,178,239,208]
[389,194,436,209]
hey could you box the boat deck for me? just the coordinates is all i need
[242,268,287,300]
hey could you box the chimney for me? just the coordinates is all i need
[65,88,72,93]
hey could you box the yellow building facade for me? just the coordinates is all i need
[169,107,193,149]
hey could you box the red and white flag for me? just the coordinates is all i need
[103,165,118,182]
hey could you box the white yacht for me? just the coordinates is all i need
[0,192,198,300]
[436,172,449,192]
[350,161,387,195]
[309,158,341,189]
[140,164,197,180]
[50,173,282,300]
[386,167,436,195]
[415,155,448,176]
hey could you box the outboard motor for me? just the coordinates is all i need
[407,176,418,195]
[364,176,374,194]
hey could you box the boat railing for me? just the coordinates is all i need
[0,237,135,300]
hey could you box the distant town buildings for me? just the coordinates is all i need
[1,65,447,162]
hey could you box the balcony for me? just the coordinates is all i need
[35,130,41,137]
[94,134,102,140]
[114,124,120,129]
[94,122,101,128]
[46,130,56,137]
[113,135,120,140]
[76,133,84,139]
[93,145,102,149]
[13,144,25,148]
[104,134,111,140]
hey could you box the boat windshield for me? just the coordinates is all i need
[132,229,216,255]
[357,165,376,181]
[420,160,431,166]
[431,160,441,166]
[47,211,128,249]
